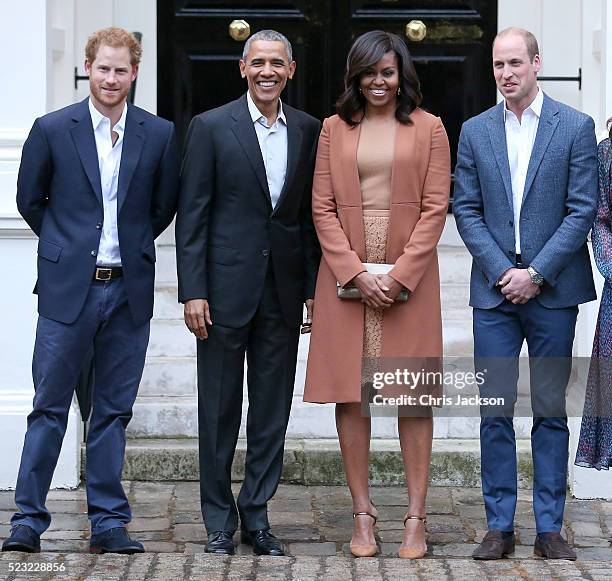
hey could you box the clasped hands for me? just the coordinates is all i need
[351,272,407,309]
[497,267,541,304]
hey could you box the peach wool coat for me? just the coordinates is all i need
[303,110,451,403]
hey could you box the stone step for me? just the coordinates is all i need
[129,394,535,439]
[108,438,533,487]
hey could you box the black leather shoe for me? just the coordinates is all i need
[534,532,577,560]
[472,530,515,560]
[205,531,235,555]
[90,527,144,554]
[1,525,40,553]
[241,529,285,556]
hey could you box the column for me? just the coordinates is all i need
[0,0,80,489]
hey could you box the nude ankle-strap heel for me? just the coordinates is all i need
[349,511,379,557]
[398,515,428,559]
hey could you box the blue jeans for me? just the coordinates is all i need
[474,299,577,534]
[11,278,149,535]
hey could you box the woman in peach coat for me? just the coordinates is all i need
[304,31,450,558]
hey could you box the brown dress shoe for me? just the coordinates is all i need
[472,530,515,560]
[534,532,577,560]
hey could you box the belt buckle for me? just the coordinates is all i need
[95,267,112,281]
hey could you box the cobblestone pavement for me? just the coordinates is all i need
[0,483,610,580]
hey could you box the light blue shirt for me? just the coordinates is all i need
[89,98,127,266]
[246,91,287,209]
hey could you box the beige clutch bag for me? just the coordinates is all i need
[337,263,409,302]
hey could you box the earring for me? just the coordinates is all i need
[359,87,363,94]
[397,87,401,96]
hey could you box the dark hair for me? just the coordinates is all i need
[336,30,422,126]
[608,117,612,140]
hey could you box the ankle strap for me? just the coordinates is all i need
[403,515,427,526]
[353,511,377,524]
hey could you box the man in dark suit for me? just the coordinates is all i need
[453,28,597,561]
[176,29,320,556]
[2,27,179,554]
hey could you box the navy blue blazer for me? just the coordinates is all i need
[17,98,180,325]
[453,93,598,309]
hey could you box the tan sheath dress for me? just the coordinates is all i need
[357,115,398,358]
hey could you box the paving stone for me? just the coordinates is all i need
[429,542,477,557]
[0,483,608,579]
[572,536,610,548]
[47,513,89,531]
[125,554,157,581]
[173,523,207,542]
[131,503,172,518]
[289,555,322,580]
[144,541,178,552]
[40,539,90,552]
[288,541,337,556]
[127,517,171,532]
[574,547,612,560]
[172,511,203,525]
[269,511,313,525]
[570,521,604,537]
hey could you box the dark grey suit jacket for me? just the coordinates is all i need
[175,94,321,328]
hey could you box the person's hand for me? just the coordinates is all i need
[498,268,541,304]
[302,299,314,334]
[352,272,394,309]
[377,274,408,301]
[184,299,212,340]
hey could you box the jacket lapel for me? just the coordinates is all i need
[486,102,514,211]
[272,107,302,214]
[230,95,272,207]
[522,94,559,203]
[69,98,103,207]
[341,121,366,259]
[117,104,145,214]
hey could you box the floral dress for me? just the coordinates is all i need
[576,138,612,470]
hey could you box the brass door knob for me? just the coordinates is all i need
[405,20,427,42]
[229,19,250,42]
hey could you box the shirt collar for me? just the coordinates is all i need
[504,87,543,121]
[246,90,286,128]
[88,98,128,135]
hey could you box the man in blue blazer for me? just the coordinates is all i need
[454,28,597,560]
[2,28,179,554]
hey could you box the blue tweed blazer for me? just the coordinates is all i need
[453,93,598,309]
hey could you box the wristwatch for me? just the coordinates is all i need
[527,266,544,286]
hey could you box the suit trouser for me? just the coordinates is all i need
[196,266,300,533]
[473,299,577,534]
[11,278,149,535]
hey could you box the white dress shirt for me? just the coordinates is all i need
[504,88,543,255]
[246,91,288,209]
[89,98,127,266]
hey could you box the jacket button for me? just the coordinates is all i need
[91,250,97,257]
[262,249,269,257]
[96,223,102,229]
[508,250,515,256]
[508,220,513,227]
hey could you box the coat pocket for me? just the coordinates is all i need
[142,242,156,263]
[37,239,62,263]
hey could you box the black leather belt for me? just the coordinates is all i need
[515,253,524,268]
[93,266,123,281]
